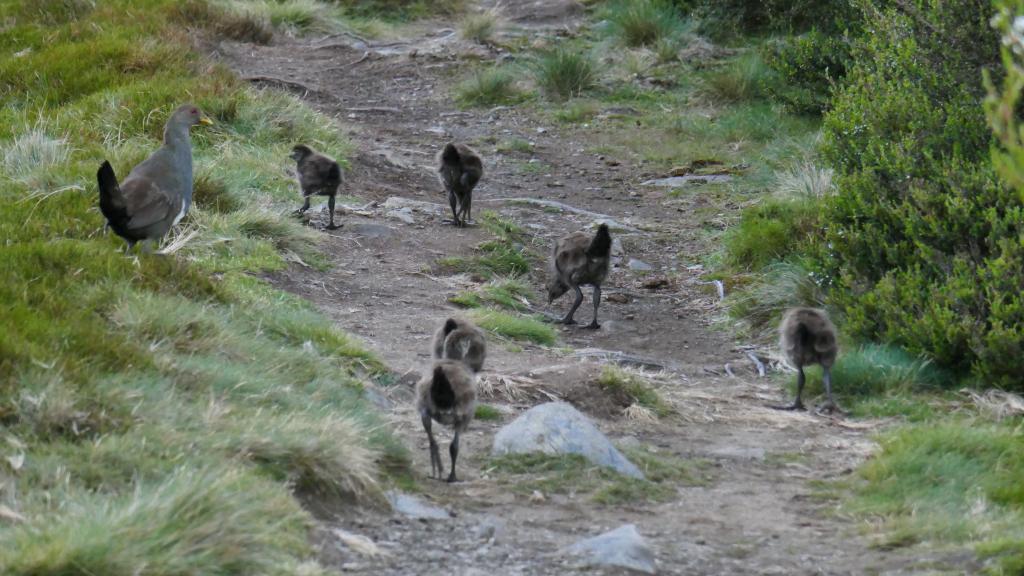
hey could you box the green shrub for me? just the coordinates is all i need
[811,0,1023,386]
[761,30,852,114]
[534,47,596,100]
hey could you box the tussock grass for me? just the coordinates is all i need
[534,47,597,100]
[469,309,556,345]
[727,261,826,336]
[459,9,500,44]
[603,0,688,47]
[554,100,599,124]
[0,467,310,575]
[597,366,672,417]
[702,52,774,103]
[456,67,525,107]
[845,422,1024,568]
[775,161,834,199]
[721,198,820,271]
[790,344,952,411]
[0,2,401,573]
[451,276,534,311]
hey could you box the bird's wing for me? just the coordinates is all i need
[121,177,176,231]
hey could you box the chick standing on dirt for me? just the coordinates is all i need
[437,142,483,227]
[432,317,487,373]
[417,359,477,482]
[290,144,343,230]
[773,307,840,412]
[546,223,612,329]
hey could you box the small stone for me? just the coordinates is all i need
[606,293,629,304]
[385,207,416,224]
[628,258,653,271]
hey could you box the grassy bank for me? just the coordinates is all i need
[0,1,407,573]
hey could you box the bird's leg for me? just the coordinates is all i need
[463,193,473,226]
[326,194,340,230]
[447,191,460,227]
[447,429,461,483]
[422,412,441,480]
[558,285,584,325]
[585,285,602,329]
[294,195,311,215]
[818,366,843,414]
[770,366,807,411]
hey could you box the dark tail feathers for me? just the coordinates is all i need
[97,160,126,218]
[430,365,456,410]
[587,223,612,258]
[443,318,459,336]
[440,142,460,167]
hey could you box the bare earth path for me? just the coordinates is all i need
[212,5,938,574]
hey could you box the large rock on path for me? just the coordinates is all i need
[491,402,643,479]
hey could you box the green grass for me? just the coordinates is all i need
[459,9,498,44]
[475,404,502,421]
[0,2,400,573]
[596,366,672,417]
[844,421,1024,570]
[436,212,533,279]
[702,52,776,103]
[469,309,557,345]
[786,343,954,411]
[450,276,535,311]
[456,66,526,107]
[554,100,599,123]
[488,447,705,504]
[534,46,597,100]
[496,138,534,153]
[726,260,826,336]
[602,0,690,48]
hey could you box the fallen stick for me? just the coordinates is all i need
[746,351,766,377]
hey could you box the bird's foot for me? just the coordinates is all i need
[446,473,458,483]
[815,402,845,416]
[584,321,601,330]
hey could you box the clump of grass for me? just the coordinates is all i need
[496,138,533,153]
[451,276,534,311]
[727,261,826,336]
[791,344,953,406]
[2,127,71,192]
[459,9,499,44]
[469,309,556,345]
[488,448,701,505]
[206,0,347,38]
[703,52,775,103]
[721,197,820,271]
[603,0,687,47]
[554,101,599,123]
[455,67,525,107]
[846,421,1024,563]
[775,161,834,199]
[0,466,312,575]
[534,47,597,100]
[223,412,380,501]
[596,365,672,417]
[475,404,502,421]
[438,240,530,278]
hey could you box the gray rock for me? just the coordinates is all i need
[385,207,416,224]
[565,524,656,574]
[642,174,731,187]
[491,402,644,479]
[628,258,653,271]
[387,491,450,520]
[382,196,446,216]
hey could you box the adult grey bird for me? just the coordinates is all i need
[97,103,212,251]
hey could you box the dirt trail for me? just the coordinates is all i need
[214,5,935,574]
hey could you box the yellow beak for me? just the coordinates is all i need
[199,116,214,126]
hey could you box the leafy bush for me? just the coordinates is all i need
[815,0,1021,386]
[761,30,853,114]
[677,0,855,36]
